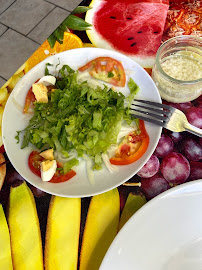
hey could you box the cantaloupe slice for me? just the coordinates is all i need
[119,192,146,231]
[0,204,13,270]
[8,182,43,270]
[45,196,81,270]
[79,188,120,270]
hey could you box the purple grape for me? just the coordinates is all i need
[199,137,202,147]
[137,154,160,178]
[160,152,190,185]
[192,96,202,109]
[166,101,192,113]
[141,174,170,200]
[178,102,193,112]
[186,107,202,129]
[180,137,202,161]
[188,162,202,181]
[154,134,174,158]
[169,132,184,144]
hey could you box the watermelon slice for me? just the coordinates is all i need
[85,0,169,68]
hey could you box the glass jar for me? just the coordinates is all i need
[152,36,202,103]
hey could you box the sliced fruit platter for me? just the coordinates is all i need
[0,0,201,269]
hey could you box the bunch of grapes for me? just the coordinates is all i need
[137,97,202,200]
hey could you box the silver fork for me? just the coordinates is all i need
[131,99,202,138]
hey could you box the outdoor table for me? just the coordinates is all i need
[0,0,201,270]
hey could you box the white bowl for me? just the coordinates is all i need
[100,180,202,270]
[2,48,161,197]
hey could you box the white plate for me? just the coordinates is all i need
[100,180,202,270]
[2,48,161,197]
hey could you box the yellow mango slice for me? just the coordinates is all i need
[45,196,81,270]
[8,182,43,270]
[79,188,120,270]
[119,192,146,231]
[0,204,13,270]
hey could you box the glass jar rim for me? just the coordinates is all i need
[155,35,202,85]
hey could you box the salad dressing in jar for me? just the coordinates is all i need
[152,36,202,103]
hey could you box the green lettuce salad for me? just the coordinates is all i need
[16,64,139,171]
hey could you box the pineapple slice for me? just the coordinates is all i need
[0,204,13,270]
[45,196,81,270]
[79,188,120,270]
[8,182,43,270]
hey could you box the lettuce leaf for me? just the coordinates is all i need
[18,65,138,170]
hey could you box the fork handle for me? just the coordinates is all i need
[184,122,202,138]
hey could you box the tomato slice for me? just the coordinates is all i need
[78,57,126,87]
[28,151,76,183]
[24,85,36,113]
[110,120,149,165]
[28,151,43,177]
[50,170,76,183]
[128,119,148,143]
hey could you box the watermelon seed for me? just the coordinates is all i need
[110,16,116,19]
[127,17,132,20]
[128,37,134,40]
[131,42,137,47]
[137,31,142,33]
[154,31,159,34]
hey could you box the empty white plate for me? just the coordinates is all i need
[100,180,202,270]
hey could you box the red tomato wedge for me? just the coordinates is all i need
[28,151,43,177]
[24,84,37,113]
[50,170,76,183]
[28,151,76,183]
[78,57,126,87]
[110,120,149,165]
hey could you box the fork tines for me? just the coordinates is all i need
[131,99,172,127]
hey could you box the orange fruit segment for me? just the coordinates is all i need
[25,32,83,73]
